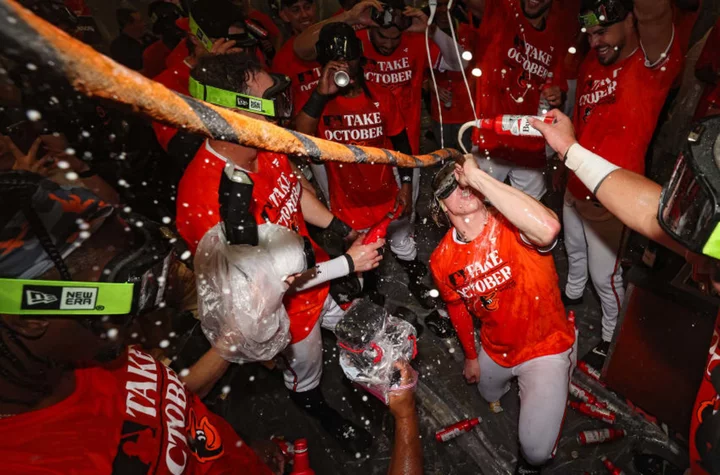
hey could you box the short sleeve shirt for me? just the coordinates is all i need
[272,36,323,113]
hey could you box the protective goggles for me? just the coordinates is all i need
[316,29,364,65]
[579,1,631,29]
[371,4,412,31]
[0,215,177,316]
[189,14,260,51]
[659,118,720,259]
[432,162,459,200]
[189,75,293,121]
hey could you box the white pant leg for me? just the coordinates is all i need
[563,192,589,300]
[515,342,577,466]
[583,212,627,342]
[507,166,547,200]
[281,295,344,392]
[476,348,514,403]
[387,216,417,261]
[309,163,330,203]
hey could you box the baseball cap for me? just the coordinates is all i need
[579,0,633,29]
[190,0,244,39]
[316,22,363,65]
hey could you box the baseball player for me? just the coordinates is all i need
[429,157,576,474]
[557,0,681,368]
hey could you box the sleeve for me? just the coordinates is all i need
[447,301,479,359]
[188,393,274,475]
[381,90,406,137]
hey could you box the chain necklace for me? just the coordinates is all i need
[503,0,545,104]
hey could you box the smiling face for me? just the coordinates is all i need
[280,0,317,35]
[370,26,403,56]
[442,185,485,219]
[521,0,552,20]
[585,14,633,66]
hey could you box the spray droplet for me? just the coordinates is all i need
[65,171,79,181]
[107,328,119,340]
[159,340,170,349]
[461,50,473,61]
[26,109,42,121]
[471,67,482,77]
[222,385,231,395]
[180,368,190,377]
[568,46,577,54]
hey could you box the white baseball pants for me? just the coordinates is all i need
[280,295,345,393]
[563,191,626,342]
[472,151,547,200]
[477,341,577,466]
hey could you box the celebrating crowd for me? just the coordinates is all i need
[0,0,719,474]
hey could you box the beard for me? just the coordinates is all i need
[596,42,623,66]
[521,0,552,20]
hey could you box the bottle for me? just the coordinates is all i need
[270,436,295,464]
[435,417,482,442]
[569,382,608,409]
[577,361,603,383]
[479,115,554,138]
[363,205,404,245]
[290,439,315,475]
[568,401,616,424]
[537,72,554,116]
[601,455,627,475]
[577,428,626,445]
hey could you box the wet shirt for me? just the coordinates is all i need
[0,347,272,475]
[430,209,574,366]
[430,23,478,125]
[176,142,330,343]
[272,36,322,113]
[471,0,576,168]
[569,38,683,200]
[358,30,440,154]
[315,85,405,230]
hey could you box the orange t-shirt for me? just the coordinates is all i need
[430,210,574,366]
[315,85,405,230]
[271,35,322,113]
[358,30,440,154]
[176,142,330,343]
[429,23,478,125]
[471,0,577,168]
[569,38,683,200]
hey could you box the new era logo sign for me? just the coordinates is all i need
[21,285,99,311]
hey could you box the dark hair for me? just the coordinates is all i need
[190,0,244,38]
[281,0,315,8]
[116,7,138,30]
[190,52,264,94]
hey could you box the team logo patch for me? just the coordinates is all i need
[21,284,98,310]
[188,409,224,463]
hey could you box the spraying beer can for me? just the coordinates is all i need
[568,401,616,424]
[600,455,627,475]
[570,382,608,409]
[334,70,350,88]
[578,361,604,384]
[577,428,626,445]
[435,417,482,442]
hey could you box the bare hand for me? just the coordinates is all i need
[7,136,57,177]
[210,38,243,55]
[453,154,480,187]
[541,85,563,107]
[348,0,383,27]
[250,440,286,475]
[404,6,430,33]
[463,357,480,384]
[437,87,452,105]
[528,110,578,159]
[317,60,349,96]
[394,183,413,219]
[346,235,384,272]
[388,360,417,419]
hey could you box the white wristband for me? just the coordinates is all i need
[564,143,620,195]
[288,255,351,293]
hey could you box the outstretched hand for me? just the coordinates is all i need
[388,360,417,419]
[528,110,578,159]
[346,235,385,272]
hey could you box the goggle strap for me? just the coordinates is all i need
[0,278,134,315]
[188,77,277,117]
[189,14,214,51]
[703,223,720,260]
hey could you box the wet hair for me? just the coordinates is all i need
[190,52,264,95]
[116,8,139,31]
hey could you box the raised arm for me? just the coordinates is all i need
[293,0,382,61]
[635,0,675,65]
[530,111,686,255]
[387,362,423,475]
[454,158,561,248]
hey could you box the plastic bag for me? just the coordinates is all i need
[195,222,308,363]
[336,299,418,404]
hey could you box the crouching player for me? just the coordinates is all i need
[429,157,577,474]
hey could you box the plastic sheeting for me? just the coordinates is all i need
[195,222,308,363]
[336,299,418,404]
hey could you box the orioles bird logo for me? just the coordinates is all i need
[187,409,224,463]
[480,290,500,312]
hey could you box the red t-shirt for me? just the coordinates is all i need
[429,210,574,366]
[144,40,173,79]
[0,347,272,475]
[166,41,190,70]
[315,85,405,230]
[471,0,576,168]
[569,39,683,200]
[176,142,330,343]
[358,30,440,154]
[152,60,191,151]
[690,311,720,475]
[430,23,478,124]
[272,36,322,114]
[674,1,702,53]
